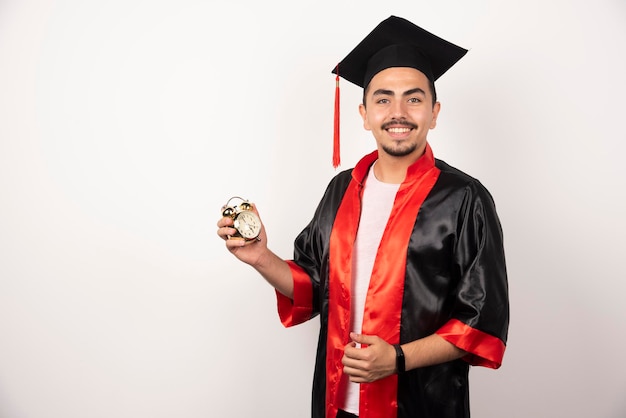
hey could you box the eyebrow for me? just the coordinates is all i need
[372,87,427,97]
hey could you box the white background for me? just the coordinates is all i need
[1,0,625,417]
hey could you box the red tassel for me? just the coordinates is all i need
[333,67,340,168]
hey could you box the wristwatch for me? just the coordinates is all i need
[221,196,262,241]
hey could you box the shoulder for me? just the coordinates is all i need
[434,159,497,205]
[310,168,354,216]
[320,168,353,196]
[329,167,354,185]
[435,158,477,184]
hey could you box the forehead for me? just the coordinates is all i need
[367,67,431,90]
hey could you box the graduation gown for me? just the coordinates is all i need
[276,144,509,418]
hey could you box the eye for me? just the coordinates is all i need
[408,97,422,104]
[376,98,390,104]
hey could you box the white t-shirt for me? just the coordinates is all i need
[342,162,400,414]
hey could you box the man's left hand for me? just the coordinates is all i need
[342,332,397,383]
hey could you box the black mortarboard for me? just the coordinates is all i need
[330,16,468,167]
[332,15,468,87]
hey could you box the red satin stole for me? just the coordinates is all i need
[326,145,440,418]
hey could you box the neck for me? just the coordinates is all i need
[374,148,426,184]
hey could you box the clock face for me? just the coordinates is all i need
[233,211,262,239]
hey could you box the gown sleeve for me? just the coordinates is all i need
[435,180,509,369]
[276,171,352,328]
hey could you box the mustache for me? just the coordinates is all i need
[381,119,418,130]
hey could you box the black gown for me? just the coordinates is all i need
[276,144,509,418]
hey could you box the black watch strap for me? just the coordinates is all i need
[393,343,406,374]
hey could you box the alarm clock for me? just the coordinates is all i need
[221,196,262,241]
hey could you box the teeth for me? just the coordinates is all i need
[388,127,410,133]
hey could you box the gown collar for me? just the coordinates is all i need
[351,142,436,185]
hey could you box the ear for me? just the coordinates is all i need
[430,101,441,129]
[359,103,371,131]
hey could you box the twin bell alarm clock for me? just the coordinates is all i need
[221,196,262,241]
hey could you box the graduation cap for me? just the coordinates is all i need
[331,15,468,167]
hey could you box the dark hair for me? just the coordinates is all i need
[362,78,437,108]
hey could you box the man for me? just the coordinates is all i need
[217,15,509,418]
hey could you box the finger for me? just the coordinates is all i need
[348,372,369,383]
[344,341,356,350]
[342,350,360,367]
[216,217,234,228]
[226,235,264,249]
[343,363,364,377]
[342,355,367,374]
[343,364,370,383]
[217,226,236,240]
[350,332,377,346]
[343,345,368,362]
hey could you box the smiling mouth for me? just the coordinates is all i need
[382,120,418,133]
[387,127,412,133]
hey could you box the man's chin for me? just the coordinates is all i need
[381,144,417,157]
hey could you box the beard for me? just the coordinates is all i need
[381,141,419,157]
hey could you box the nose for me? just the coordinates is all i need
[390,100,407,119]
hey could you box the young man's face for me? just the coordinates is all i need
[359,67,440,160]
